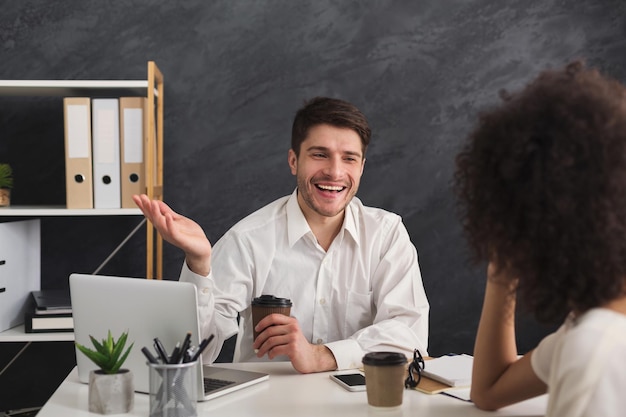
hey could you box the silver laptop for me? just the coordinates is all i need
[69,273,268,401]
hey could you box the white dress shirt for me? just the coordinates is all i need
[180,189,429,369]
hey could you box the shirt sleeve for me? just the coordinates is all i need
[530,323,566,384]
[179,262,239,363]
[545,338,599,417]
[324,339,364,370]
[326,216,429,369]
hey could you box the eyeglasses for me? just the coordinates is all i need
[405,348,425,389]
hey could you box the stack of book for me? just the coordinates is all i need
[24,289,73,333]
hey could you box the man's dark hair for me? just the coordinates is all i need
[291,97,371,156]
[455,61,626,324]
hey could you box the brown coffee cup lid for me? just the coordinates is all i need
[251,294,292,307]
[362,351,407,366]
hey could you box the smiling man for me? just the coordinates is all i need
[133,97,429,374]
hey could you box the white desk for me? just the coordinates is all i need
[38,362,547,417]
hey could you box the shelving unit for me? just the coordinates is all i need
[0,61,164,279]
[0,63,164,345]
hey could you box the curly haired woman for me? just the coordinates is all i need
[455,61,626,417]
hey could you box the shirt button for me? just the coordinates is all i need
[317,338,323,344]
[202,288,210,294]
[319,298,326,305]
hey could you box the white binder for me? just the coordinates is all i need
[92,98,121,209]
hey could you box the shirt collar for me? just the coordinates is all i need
[343,200,360,246]
[286,188,361,248]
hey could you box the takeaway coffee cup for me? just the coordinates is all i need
[362,351,408,409]
[251,295,292,340]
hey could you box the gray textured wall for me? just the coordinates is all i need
[1,1,625,368]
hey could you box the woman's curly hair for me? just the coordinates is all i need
[455,61,626,324]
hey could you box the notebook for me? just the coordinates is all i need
[69,273,268,401]
[420,354,473,387]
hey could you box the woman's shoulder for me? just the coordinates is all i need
[568,308,626,338]
[533,309,626,382]
[559,308,626,368]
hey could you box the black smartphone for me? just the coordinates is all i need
[330,372,367,392]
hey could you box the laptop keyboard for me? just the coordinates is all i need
[203,377,236,393]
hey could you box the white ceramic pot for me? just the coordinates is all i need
[88,369,134,414]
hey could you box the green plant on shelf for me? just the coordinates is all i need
[0,163,13,189]
[75,330,134,374]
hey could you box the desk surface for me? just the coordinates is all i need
[38,362,547,417]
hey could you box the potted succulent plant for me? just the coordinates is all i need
[0,163,13,207]
[75,330,135,414]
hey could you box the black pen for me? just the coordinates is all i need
[179,332,192,362]
[169,342,181,364]
[141,346,159,364]
[190,334,214,362]
[153,337,170,364]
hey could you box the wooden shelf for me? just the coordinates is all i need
[0,324,74,342]
[0,206,141,216]
[0,80,158,97]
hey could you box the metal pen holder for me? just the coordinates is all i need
[148,361,198,417]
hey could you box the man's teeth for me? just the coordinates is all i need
[318,185,344,191]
